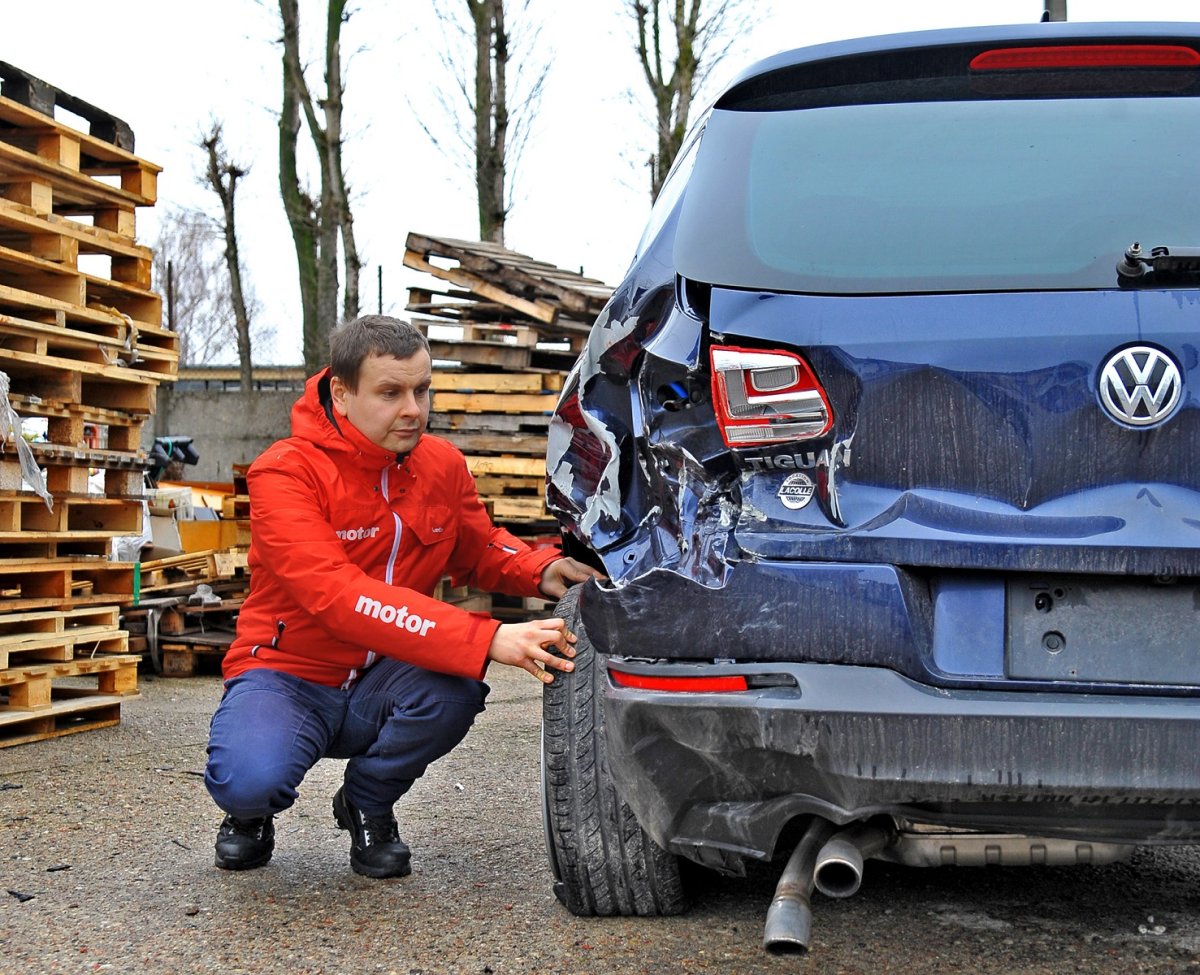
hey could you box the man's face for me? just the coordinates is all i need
[330,350,432,455]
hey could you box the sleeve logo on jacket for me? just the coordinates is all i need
[336,526,381,541]
[355,594,437,636]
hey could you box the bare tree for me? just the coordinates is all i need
[415,1,549,245]
[152,209,235,366]
[201,124,256,391]
[279,0,362,376]
[152,207,271,371]
[629,0,743,200]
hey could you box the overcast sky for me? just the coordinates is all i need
[6,1,1200,363]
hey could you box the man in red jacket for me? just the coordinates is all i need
[204,315,602,878]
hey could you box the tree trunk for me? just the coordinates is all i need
[471,0,507,244]
[202,125,254,392]
[632,0,712,201]
[324,0,361,323]
[278,0,359,376]
[279,0,322,374]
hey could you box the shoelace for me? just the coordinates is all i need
[362,814,400,845]
[224,816,269,838]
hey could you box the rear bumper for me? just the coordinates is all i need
[602,658,1200,870]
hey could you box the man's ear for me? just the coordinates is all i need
[329,375,350,417]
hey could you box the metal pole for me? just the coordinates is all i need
[1043,0,1067,21]
[377,264,383,314]
[167,259,175,330]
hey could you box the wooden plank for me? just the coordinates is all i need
[426,338,533,371]
[487,495,550,521]
[466,455,546,478]
[433,391,556,415]
[431,431,549,455]
[431,370,556,394]
[428,411,551,434]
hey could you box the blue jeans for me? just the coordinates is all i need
[205,659,488,819]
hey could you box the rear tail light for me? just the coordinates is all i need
[710,345,833,447]
[970,44,1200,71]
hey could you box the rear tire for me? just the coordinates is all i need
[541,584,685,916]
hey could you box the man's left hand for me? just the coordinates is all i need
[538,557,606,600]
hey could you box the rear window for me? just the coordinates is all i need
[673,96,1200,294]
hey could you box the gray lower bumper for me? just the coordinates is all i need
[602,659,1200,871]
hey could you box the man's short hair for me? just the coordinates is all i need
[329,315,431,391]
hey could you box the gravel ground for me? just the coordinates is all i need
[2,667,1199,975]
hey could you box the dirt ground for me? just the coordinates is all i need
[2,666,1199,975]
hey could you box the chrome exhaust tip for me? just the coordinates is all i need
[813,822,894,899]
[763,817,836,954]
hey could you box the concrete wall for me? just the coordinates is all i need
[146,386,300,484]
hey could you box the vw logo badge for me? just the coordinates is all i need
[1098,345,1182,428]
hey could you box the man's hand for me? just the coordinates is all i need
[538,557,606,600]
[487,617,578,684]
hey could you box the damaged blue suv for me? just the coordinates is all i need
[541,20,1200,951]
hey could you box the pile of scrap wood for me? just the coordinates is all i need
[0,63,171,745]
[404,232,610,556]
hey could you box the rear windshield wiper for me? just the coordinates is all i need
[1116,242,1200,286]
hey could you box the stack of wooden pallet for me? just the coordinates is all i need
[0,64,173,745]
[404,232,610,539]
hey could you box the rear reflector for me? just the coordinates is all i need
[609,669,749,692]
[710,345,833,447]
[970,44,1200,71]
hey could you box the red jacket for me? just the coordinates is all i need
[223,369,561,688]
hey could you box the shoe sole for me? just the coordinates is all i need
[214,849,273,871]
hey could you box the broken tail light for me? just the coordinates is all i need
[710,345,833,447]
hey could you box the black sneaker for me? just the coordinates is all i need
[332,786,412,878]
[214,814,275,871]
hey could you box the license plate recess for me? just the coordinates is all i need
[1006,576,1200,685]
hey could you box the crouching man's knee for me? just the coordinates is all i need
[205,754,300,820]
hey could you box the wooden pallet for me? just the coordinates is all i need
[159,632,235,677]
[0,447,148,498]
[0,694,126,748]
[0,559,136,611]
[0,491,144,559]
[404,232,609,328]
[1,651,138,708]
[0,605,121,667]
[0,642,137,748]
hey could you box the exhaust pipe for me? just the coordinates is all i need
[813,821,894,899]
[763,817,836,954]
